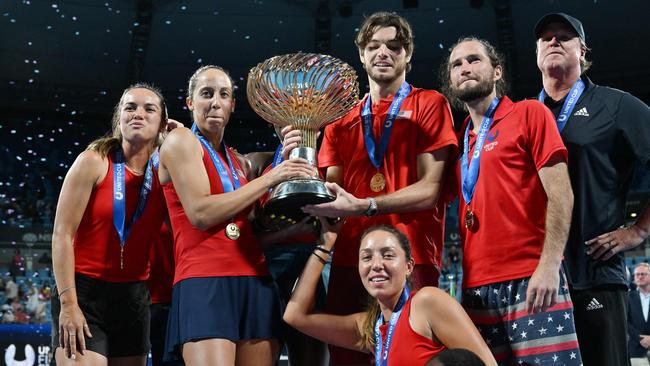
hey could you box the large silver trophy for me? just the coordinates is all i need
[247,53,359,221]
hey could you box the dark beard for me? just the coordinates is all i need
[451,77,495,103]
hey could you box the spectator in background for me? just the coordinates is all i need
[5,275,18,305]
[445,245,461,277]
[11,248,25,277]
[25,280,46,323]
[628,262,650,366]
[10,297,28,324]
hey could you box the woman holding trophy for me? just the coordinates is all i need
[158,65,315,365]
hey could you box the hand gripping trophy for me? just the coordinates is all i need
[247,53,359,221]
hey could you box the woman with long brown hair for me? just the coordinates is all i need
[51,83,170,365]
[284,218,497,366]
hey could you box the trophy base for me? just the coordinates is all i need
[264,179,334,222]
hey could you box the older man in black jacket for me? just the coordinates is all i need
[629,263,650,365]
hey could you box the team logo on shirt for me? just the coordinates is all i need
[573,107,589,117]
[484,130,499,151]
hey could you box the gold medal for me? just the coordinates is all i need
[226,222,241,240]
[464,210,475,230]
[370,172,386,192]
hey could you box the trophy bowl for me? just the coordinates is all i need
[247,53,359,222]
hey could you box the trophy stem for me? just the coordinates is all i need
[288,147,317,167]
[296,128,317,149]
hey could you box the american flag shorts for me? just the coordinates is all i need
[462,270,583,366]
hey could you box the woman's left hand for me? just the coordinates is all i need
[317,216,344,249]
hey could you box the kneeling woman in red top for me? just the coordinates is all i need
[284,221,497,366]
[51,83,169,365]
[158,65,315,366]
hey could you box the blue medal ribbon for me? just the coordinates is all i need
[538,78,585,133]
[269,144,284,193]
[112,150,155,254]
[272,144,283,168]
[151,148,160,170]
[461,97,500,205]
[374,287,411,366]
[191,123,241,192]
[362,82,411,169]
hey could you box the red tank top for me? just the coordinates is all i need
[146,223,174,304]
[74,154,166,282]
[378,295,446,365]
[163,144,268,284]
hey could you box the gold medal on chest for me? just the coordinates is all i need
[226,222,241,240]
[464,210,475,230]
[370,172,386,192]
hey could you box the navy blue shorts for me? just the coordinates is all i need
[163,276,282,361]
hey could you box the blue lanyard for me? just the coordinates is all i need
[151,148,160,170]
[538,78,585,133]
[461,97,500,205]
[112,150,154,247]
[191,123,241,192]
[272,144,283,168]
[362,82,411,169]
[374,287,410,366]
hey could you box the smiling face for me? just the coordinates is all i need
[536,22,585,75]
[186,67,235,135]
[359,26,411,85]
[117,88,164,144]
[448,40,502,103]
[358,229,414,302]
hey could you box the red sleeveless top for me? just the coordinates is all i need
[163,144,268,284]
[146,223,174,304]
[74,154,166,282]
[378,295,446,365]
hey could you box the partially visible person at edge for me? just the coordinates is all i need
[158,65,315,366]
[246,139,330,366]
[51,83,169,365]
[147,223,184,366]
[628,263,650,366]
[283,222,497,366]
[286,11,457,365]
[535,13,650,366]
[440,37,582,364]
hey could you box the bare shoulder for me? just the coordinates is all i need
[411,286,456,310]
[73,150,108,177]
[160,127,200,156]
[161,126,195,147]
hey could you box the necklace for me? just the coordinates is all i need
[124,162,144,175]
